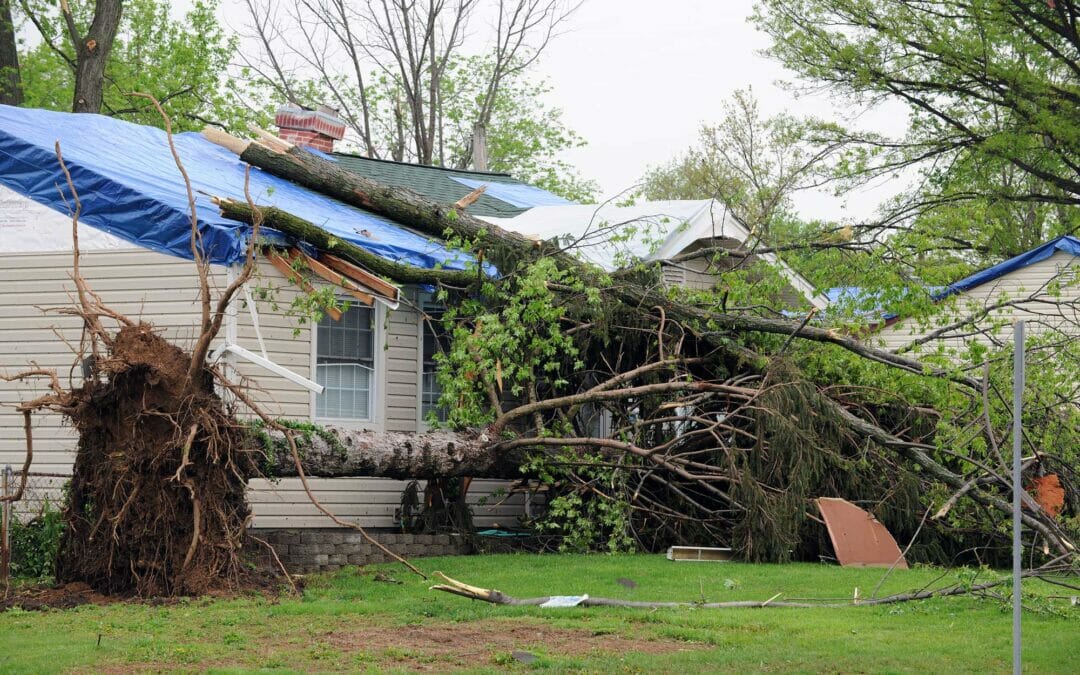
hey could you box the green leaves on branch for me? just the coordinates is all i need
[18,0,262,130]
[434,257,592,429]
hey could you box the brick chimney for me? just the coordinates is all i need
[274,103,346,153]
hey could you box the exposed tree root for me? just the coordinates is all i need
[50,325,257,596]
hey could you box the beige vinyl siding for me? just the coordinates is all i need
[0,249,530,529]
[876,250,1080,353]
[231,264,312,419]
[659,239,809,307]
[661,266,686,287]
[248,477,533,529]
[384,300,421,433]
[681,257,723,291]
[0,249,218,474]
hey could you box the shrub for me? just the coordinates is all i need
[9,502,65,580]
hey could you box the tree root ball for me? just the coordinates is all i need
[55,324,259,596]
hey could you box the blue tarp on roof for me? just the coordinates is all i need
[0,105,478,270]
[936,235,1080,299]
[823,286,899,320]
[450,176,572,208]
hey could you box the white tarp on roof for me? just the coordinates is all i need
[0,184,137,253]
[481,199,827,309]
[480,200,726,269]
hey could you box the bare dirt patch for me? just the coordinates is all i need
[0,582,113,611]
[324,617,699,670]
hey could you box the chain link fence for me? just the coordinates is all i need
[1,467,69,590]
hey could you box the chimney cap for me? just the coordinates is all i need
[274,103,346,141]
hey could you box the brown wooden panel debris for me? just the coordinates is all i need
[816,497,908,569]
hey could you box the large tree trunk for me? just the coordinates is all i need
[234,140,542,257]
[71,0,122,113]
[0,0,20,106]
[259,427,523,479]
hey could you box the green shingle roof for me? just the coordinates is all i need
[331,153,532,218]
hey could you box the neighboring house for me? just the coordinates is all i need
[0,104,553,531]
[874,236,1080,354]
[481,200,829,310]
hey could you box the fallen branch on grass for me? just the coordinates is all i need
[429,561,1079,610]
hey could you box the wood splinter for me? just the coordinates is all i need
[453,184,487,210]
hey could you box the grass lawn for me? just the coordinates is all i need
[0,554,1076,673]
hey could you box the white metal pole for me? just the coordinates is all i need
[1012,321,1024,675]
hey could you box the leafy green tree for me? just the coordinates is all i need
[438,56,595,201]
[241,0,594,200]
[0,0,20,105]
[753,0,1080,262]
[17,0,260,130]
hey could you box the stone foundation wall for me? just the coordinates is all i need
[248,528,470,573]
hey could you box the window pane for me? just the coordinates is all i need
[315,305,374,420]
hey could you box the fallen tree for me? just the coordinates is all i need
[210,130,1076,562]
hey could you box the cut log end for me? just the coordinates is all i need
[201,128,251,156]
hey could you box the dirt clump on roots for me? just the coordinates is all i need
[54,323,260,597]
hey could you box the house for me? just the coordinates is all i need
[874,236,1080,354]
[0,104,552,551]
[0,103,834,570]
[481,200,829,310]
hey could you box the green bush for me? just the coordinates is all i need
[9,503,65,581]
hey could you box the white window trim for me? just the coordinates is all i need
[309,299,386,431]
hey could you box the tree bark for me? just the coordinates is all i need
[70,0,122,113]
[0,0,20,106]
[258,427,524,479]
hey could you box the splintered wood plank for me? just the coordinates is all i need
[264,250,343,321]
[289,248,375,307]
[320,253,401,302]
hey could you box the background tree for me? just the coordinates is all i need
[639,89,878,294]
[752,0,1080,267]
[16,0,123,113]
[432,54,594,199]
[15,0,256,129]
[240,0,593,199]
[0,0,20,105]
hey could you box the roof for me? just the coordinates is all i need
[481,199,828,309]
[0,183,135,253]
[0,105,478,272]
[330,153,571,217]
[936,235,1080,299]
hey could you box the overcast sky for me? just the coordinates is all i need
[525,1,800,193]
[215,0,901,220]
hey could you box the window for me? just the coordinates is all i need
[315,305,374,420]
[420,298,449,423]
